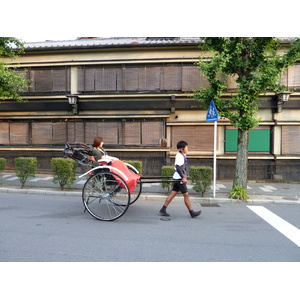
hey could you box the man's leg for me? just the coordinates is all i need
[164,190,178,207]
[159,191,177,216]
[183,192,192,211]
[183,192,201,218]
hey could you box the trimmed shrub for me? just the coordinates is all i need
[14,157,37,188]
[0,158,6,176]
[51,158,77,190]
[161,166,174,193]
[189,166,213,197]
[123,160,142,174]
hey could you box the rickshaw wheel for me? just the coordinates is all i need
[82,171,130,221]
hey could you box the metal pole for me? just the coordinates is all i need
[213,121,217,198]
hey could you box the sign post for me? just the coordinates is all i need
[206,100,219,198]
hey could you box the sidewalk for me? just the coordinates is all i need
[0,172,299,205]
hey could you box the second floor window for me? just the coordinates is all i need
[17,67,70,95]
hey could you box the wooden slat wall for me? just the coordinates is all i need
[33,70,53,92]
[123,122,141,144]
[32,122,52,144]
[163,64,181,90]
[281,64,300,88]
[171,125,214,151]
[10,123,29,145]
[53,122,67,144]
[124,67,139,91]
[142,121,164,145]
[145,66,161,91]
[182,65,208,91]
[78,64,206,92]
[0,123,9,144]
[282,126,300,154]
[96,122,119,145]
[30,68,70,93]
[67,122,85,144]
[0,120,165,146]
[17,63,300,95]
[94,68,122,91]
[52,69,69,92]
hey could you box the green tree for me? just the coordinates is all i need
[193,37,300,190]
[0,37,29,101]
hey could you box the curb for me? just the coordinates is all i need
[1,187,300,205]
[0,187,81,197]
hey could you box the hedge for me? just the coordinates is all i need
[51,158,77,190]
[189,166,213,197]
[0,158,6,175]
[14,157,37,188]
[161,166,174,192]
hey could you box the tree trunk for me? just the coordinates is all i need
[233,129,249,189]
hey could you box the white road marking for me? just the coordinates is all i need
[7,177,18,181]
[259,187,273,192]
[216,184,226,189]
[76,180,87,185]
[210,185,220,190]
[1,175,12,178]
[40,176,53,181]
[264,185,277,190]
[30,177,53,182]
[247,205,300,247]
[29,178,41,182]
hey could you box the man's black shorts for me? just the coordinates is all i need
[172,180,188,194]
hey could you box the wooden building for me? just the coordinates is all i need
[1,37,300,180]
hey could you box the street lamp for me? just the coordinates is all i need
[276,91,291,113]
[66,95,79,114]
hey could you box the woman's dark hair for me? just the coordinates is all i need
[93,137,103,148]
[177,140,188,150]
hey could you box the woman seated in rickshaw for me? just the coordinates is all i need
[92,137,119,162]
[91,137,140,194]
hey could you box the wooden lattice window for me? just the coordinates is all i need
[282,126,300,154]
[123,122,141,144]
[78,63,211,93]
[95,122,119,145]
[53,122,67,144]
[67,122,85,144]
[182,65,208,91]
[171,125,214,151]
[30,68,70,93]
[142,121,164,145]
[84,121,119,145]
[281,64,300,89]
[0,122,29,145]
[10,123,29,145]
[0,123,9,144]
[163,64,182,90]
[0,119,165,147]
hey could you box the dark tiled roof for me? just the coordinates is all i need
[23,37,296,51]
[24,37,203,50]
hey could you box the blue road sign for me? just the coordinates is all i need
[206,100,219,122]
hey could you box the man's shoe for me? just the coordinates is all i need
[190,210,201,218]
[159,208,170,217]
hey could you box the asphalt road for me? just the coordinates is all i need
[1,191,300,262]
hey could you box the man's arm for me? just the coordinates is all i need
[175,164,187,183]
